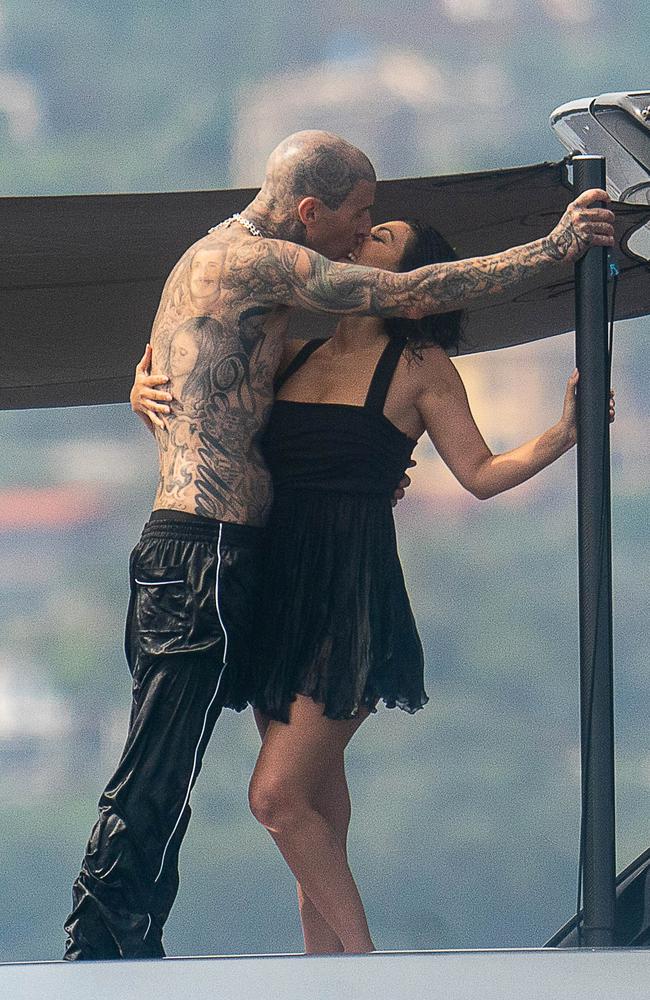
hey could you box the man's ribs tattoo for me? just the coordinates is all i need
[151,301,277,523]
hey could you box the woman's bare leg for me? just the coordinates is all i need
[249,696,373,954]
[296,756,353,953]
[253,706,349,953]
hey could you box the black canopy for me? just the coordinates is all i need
[1,160,648,409]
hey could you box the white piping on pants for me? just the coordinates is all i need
[146,524,229,935]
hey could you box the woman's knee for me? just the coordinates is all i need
[248,774,305,832]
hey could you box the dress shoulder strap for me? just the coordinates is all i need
[274,338,328,392]
[364,336,407,413]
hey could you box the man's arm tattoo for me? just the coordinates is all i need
[255,235,571,321]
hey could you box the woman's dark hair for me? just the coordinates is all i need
[384,219,464,355]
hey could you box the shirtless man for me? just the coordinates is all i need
[64,130,614,960]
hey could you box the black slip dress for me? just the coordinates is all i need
[254,334,428,722]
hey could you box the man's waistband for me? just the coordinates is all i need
[141,508,265,546]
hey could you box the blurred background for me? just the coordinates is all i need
[0,0,648,962]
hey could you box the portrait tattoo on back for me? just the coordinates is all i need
[152,296,279,524]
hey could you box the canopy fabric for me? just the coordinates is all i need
[1,160,649,409]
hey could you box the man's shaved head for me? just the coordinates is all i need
[244,130,376,257]
[261,130,376,210]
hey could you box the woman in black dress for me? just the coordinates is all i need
[244,218,617,956]
[132,220,614,955]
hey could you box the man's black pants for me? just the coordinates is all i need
[63,512,262,959]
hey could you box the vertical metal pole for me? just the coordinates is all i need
[573,155,616,947]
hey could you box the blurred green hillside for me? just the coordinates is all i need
[2,0,649,193]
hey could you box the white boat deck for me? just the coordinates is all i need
[2,947,649,1000]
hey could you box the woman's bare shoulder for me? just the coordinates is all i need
[404,343,458,390]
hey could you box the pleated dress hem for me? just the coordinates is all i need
[254,687,430,723]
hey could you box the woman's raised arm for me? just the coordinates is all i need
[414,350,614,500]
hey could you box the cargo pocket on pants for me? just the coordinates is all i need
[134,566,190,655]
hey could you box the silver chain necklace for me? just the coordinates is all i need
[209,212,266,238]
